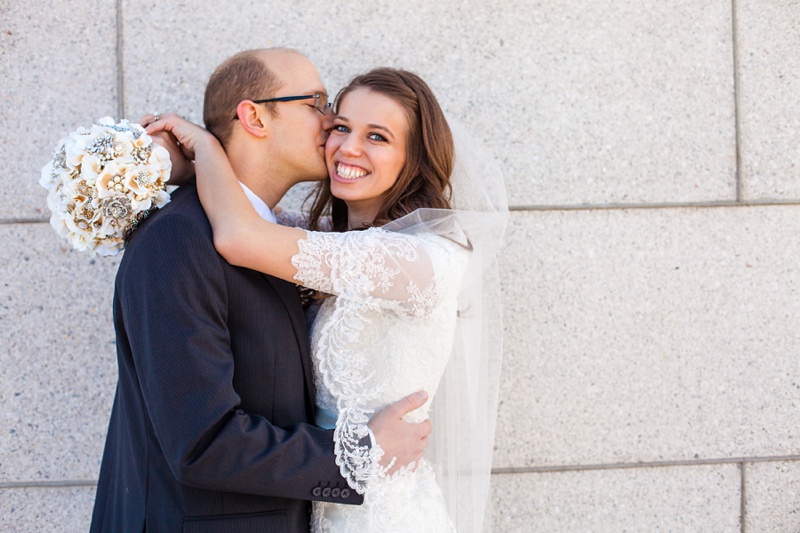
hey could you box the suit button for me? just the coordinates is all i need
[340,488,350,498]
[331,488,340,497]
[312,487,322,497]
[322,487,331,497]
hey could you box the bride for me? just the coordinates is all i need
[150,67,507,532]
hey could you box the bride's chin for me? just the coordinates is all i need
[329,186,351,201]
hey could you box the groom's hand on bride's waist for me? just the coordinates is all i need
[368,391,431,475]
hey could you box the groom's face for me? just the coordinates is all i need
[263,53,333,185]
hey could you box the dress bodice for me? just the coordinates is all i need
[307,235,462,412]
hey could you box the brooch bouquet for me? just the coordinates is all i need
[39,117,173,256]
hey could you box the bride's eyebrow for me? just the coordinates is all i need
[366,123,394,139]
[334,116,394,137]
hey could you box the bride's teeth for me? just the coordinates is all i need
[337,163,367,180]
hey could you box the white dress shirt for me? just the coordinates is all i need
[239,181,277,223]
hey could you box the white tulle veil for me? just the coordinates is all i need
[382,121,508,532]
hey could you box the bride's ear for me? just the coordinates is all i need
[234,101,269,138]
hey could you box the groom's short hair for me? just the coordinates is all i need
[203,48,292,146]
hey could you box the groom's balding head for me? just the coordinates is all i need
[203,48,305,146]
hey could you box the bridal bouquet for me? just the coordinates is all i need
[39,117,173,256]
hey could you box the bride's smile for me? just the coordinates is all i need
[333,162,369,181]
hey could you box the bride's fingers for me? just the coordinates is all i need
[145,113,186,138]
[145,113,215,159]
[138,113,161,128]
[144,112,178,133]
[145,116,190,155]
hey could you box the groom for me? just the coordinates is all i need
[90,48,430,532]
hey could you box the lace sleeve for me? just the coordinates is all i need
[291,227,463,317]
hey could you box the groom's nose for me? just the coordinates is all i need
[320,109,335,132]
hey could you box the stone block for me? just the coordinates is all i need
[0,1,118,219]
[737,1,800,200]
[0,486,95,532]
[495,207,800,467]
[0,223,118,482]
[491,464,740,532]
[744,460,800,532]
[450,0,737,207]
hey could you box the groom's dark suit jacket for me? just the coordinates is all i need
[90,183,361,532]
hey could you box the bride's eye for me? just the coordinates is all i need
[332,124,350,133]
[368,133,387,142]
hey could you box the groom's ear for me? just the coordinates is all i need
[234,100,270,138]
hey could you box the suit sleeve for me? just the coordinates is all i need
[119,212,362,503]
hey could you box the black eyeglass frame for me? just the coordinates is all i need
[232,93,331,119]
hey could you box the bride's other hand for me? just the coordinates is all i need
[157,132,195,186]
[144,113,218,160]
[368,391,431,475]
[138,118,195,186]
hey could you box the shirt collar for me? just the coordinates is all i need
[239,182,276,223]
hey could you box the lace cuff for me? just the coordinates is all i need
[333,409,388,494]
[291,232,336,295]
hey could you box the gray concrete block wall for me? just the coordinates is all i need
[498,207,800,468]
[1,1,798,531]
[0,0,118,219]
[492,464,742,531]
[738,0,800,200]
[1,225,118,483]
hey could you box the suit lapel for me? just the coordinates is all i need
[262,274,317,419]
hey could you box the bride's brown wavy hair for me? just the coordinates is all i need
[306,68,454,232]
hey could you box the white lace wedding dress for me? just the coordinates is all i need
[286,217,468,532]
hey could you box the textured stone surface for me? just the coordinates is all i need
[460,0,737,207]
[495,207,800,467]
[491,464,741,532]
[0,223,118,482]
[744,460,800,532]
[737,1,800,200]
[0,486,96,532]
[120,0,735,207]
[0,0,118,220]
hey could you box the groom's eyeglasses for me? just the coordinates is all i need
[233,93,331,119]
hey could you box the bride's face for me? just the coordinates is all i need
[325,87,408,216]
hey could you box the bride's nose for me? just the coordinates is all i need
[338,134,362,157]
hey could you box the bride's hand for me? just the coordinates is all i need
[143,113,219,160]
[138,117,195,186]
